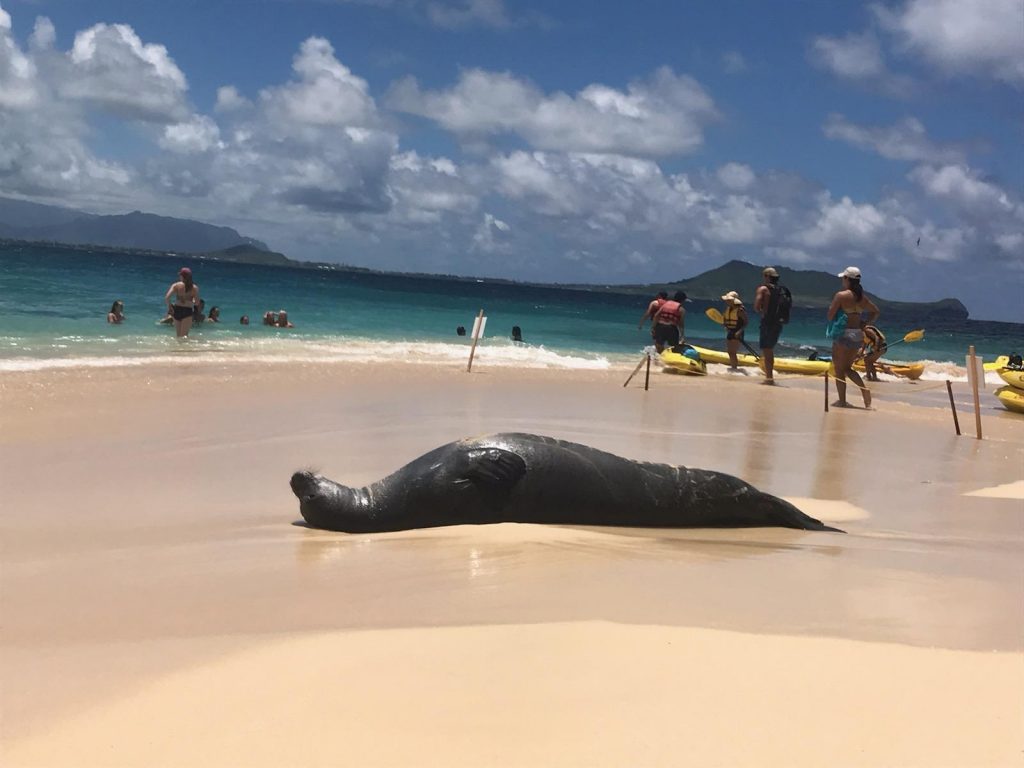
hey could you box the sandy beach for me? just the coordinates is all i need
[2,361,1022,767]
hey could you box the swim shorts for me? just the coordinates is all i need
[726,328,745,341]
[759,322,782,350]
[653,323,680,348]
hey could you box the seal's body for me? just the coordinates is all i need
[290,433,842,533]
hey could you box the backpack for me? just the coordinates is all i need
[765,284,793,325]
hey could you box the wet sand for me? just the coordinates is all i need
[2,362,1022,766]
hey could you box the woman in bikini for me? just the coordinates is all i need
[107,300,125,324]
[826,266,879,408]
[164,267,200,338]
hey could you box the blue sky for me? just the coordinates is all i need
[1,0,1021,319]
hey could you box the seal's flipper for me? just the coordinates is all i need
[464,448,527,484]
[451,448,527,504]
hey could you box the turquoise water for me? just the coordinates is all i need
[1,244,1020,378]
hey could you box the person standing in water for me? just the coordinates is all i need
[719,291,747,370]
[826,266,880,408]
[164,267,199,338]
[107,300,125,324]
[638,291,668,341]
[650,291,688,352]
[754,267,785,384]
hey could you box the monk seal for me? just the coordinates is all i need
[291,433,842,534]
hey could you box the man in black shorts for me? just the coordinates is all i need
[754,267,783,384]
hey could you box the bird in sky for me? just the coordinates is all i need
[916,237,921,246]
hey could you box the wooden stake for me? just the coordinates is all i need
[644,353,651,391]
[946,380,961,436]
[466,308,484,373]
[824,372,829,413]
[623,353,648,387]
[968,345,982,439]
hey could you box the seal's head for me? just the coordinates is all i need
[290,470,365,531]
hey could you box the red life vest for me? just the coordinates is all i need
[657,300,682,324]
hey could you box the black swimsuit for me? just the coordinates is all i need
[172,305,194,321]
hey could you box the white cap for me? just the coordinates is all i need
[837,266,861,279]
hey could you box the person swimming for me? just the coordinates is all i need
[107,300,125,324]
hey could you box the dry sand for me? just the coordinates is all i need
[2,361,1022,767]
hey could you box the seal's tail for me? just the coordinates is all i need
[776,498,845,533]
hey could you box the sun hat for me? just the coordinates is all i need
[720,290,743,305]
[762,266,779,278]
[837,266,861,279]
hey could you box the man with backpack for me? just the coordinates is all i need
[753,266,792,384]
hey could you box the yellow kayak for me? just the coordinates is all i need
[994,386,1024,414]
[690,346,758,368]
[690,346,829,375]
[997,368,1024,389]
[852,359,926,380]
[660,348,708,376]
[984,356,1010,371]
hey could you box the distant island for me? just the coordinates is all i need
[0,196,969,319]
[0,196,267,254]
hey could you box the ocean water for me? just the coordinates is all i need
[1,244,1020,381]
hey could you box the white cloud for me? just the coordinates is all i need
[215,85,250,112]
[823,113,965,163]
[427,0,511,29]
[909,164,1020,215]
[716,162,756,190]
[258,37,379,129]
[811,31,887,79]
[159,115,223,154]
[63,23,190,122]
[0,9,38,108]
[472,212,511,252]
[29,16,55,51]
[809,30,914,94]
[764,246,816,265]
[706,195,772,243]
[875,0,1024,87]
[797,195,887,248]
[388,66,719,157]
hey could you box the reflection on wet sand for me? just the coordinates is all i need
[810,407,852,501]
[740,397,776,488]
[289,520,1015,651]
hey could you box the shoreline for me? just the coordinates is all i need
[3,360,1021,766]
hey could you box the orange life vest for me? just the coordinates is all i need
[657,300,682,324]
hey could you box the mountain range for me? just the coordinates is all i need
[594,259,968,317]
[0,197,268,254]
